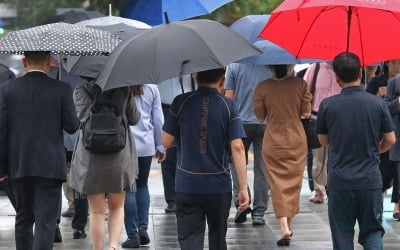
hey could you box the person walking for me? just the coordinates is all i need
[224,63,271,225]
[303,61,341,203]
[0,51,79,250]
[383,71,400,221]
[122,84,165,248]
[162,68,249,250]
[69,80,140,250]
[317,52,395,250]
[253,64,312,246]
[157,75,195,213]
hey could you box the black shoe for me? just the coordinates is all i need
[277,238,290,246]
[61,208,75,218]
[234,206,252,223]
[165,202,177,213]
[138,228,150,245]
[54,224,62,243]
[393,212,400,221]
[73,229,87,239]
[121,236,140,248]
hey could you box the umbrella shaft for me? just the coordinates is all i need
[346,6,352,52]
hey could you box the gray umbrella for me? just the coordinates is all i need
[64,23,147,78]
[0,23,121,56]
[95,19,261,91]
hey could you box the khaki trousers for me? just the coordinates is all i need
[312,146,328,196]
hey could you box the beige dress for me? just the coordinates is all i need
[253,76,311,218]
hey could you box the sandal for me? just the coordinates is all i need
[277,238,290,246]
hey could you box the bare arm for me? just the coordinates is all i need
[224,89,234,100]
[318,134,329,146]
[379,131,396,153]
[230,138,249,211]
[162,132,177,149]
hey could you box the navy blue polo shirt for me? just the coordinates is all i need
[163,86,246,194]
[317,86,394,190]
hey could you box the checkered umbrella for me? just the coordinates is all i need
[0,22,121,56]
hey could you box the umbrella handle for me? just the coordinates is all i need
[164,12,170,24]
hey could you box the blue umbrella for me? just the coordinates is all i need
[230,15,270,43]
[237,40,323,65]
[120,0,234,26]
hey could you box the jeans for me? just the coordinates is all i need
[124,156,152,238]
[232,123,269,214]
[176,192,232,250]
[328,189,384,250]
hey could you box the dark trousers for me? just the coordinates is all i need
[161,103,177,204]
[12,177,62,250]
[307,149,314,191]
[72,190,88,231]
[328,189,384,250]
[176,192,232,250]
[2,178,16,209]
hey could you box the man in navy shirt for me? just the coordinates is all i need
[162,68,249,250]
[317,52,396,250]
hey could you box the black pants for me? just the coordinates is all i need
[2,178,16,209]
[72,190,88,231]
[161,103,177,204]
[176,192,232,250]
[12,177,62,250]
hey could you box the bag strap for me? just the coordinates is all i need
[82,83,101,105]
[310,62,320,107]
[394,76,400,97]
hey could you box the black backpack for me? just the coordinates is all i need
[82,84,127,154]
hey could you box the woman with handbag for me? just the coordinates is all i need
[253,64,311,247]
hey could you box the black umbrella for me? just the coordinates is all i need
[43,10,105,24]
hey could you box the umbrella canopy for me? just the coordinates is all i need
[77,16,150,29]
[230,15,270,43]
[95,19,261,91]
[43,10,105,24]
[0,23,121,56]
[65,23,148,78]
[237,40,323,65]
[259,0,400,65]
[120,0,234,26]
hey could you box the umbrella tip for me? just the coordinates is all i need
[164,12,170,24]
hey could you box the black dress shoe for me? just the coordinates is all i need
[234,206,252,223]
[277,238,290,246]
[54,224,62,243]
[165,202,177,213]
[73,229,87,239]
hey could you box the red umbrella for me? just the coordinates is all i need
[259,0,400,65]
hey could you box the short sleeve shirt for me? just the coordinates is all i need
[225,63,271,123]
[163,86,246,194]
[317,86,394,190]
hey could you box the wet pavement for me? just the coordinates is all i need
[1,166,400,250]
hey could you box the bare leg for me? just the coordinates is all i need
[287,217,292,233]
[107,192,126,250]
[277,217,291,239]
[88,194,106,250]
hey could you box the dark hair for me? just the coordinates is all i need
[270,65,288,79]
[333,52,361,83]
[197,68,226,84]
[24,51,50,65]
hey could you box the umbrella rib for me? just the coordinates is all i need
[295,6,342,58]
[353,7,365,65]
